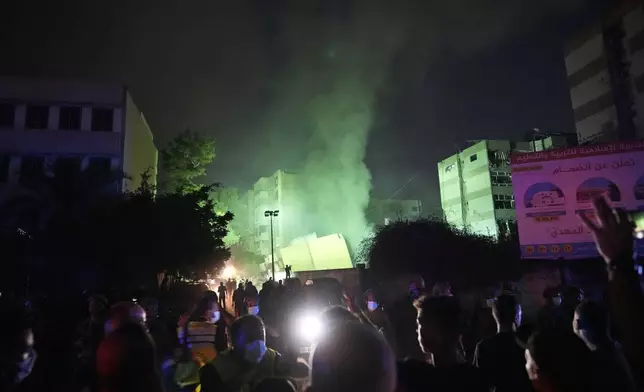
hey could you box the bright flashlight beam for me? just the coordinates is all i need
[298,315,322,342]
[222,266,236,279]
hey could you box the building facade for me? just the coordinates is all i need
[437,137,568,238]
[0,78,157,197]
[248,169,299,256]
[366,198,422,226]
[565,0,644,144]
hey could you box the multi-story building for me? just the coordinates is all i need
[565,0,644,144]
[366,198,422,226]
[437,137,569,238]
[249,169,299,256]
[0,78,157,198]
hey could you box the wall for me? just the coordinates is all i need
[438,141,498,237]
[123,92,158,191]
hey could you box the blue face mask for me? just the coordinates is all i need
[367,301,379,311]
[248,306,259,316]
[243,340,267,364]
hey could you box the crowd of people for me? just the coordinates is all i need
[1,197,644,392]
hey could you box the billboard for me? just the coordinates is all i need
[511,140,644,259]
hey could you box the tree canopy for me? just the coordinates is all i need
[160,129,216,193]
[358,218,520,291]
[0,169,233,298]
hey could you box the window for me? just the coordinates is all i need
[58,107,82,130]
[25,105,49,129]
[411,206,419,212]
[470,154,478,162]
[91,108,114,132]
[54,156,82,177]
[86,157,113,180]
[491,171,512,186]
[19,156,45,183]
[0,155,9,182]
[493,194,515,210]
[0,103,15,128]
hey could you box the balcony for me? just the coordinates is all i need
[0,129,122,156]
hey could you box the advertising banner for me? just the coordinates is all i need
[511,140,644,259]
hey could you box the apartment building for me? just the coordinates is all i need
[565,0,644,144]
[247,169,299,256]
[366,198,422,226]
[437,137,568,238]
[0,78,157,199]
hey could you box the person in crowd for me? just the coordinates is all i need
[363,289,396,349]
[200,315,307,392]
[105,301,147,335]
[218,282,227,310]
[246,281,259,298]
[233,283,247,318]
[141,298,172,365]
[473,295,531,392]
[0,299,37,391]
[74,294,108,389]
[572,300,637,391]
[96,322,164,392]
[537,287,565,330]
[227,279,236,301]
[319,305,361,328]
[252,377,296,392]
[308,321,396,392]
[414,295,487,392]
[522,328,597,392]
[178,295,228,366]
[384,274,426,360]
[431,282,453,297]
[561,286,584,326]
[579,196,644,382]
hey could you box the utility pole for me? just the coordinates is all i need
[264,210,279,280]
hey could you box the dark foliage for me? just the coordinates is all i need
[0,169,232,298]
[358,218,521,291]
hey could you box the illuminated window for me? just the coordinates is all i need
[25,105,49,129]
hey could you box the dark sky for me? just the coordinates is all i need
[0,0,614,213]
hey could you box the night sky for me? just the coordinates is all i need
[0,0,614,213]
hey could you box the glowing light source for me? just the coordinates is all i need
[636,231,644,240]
[222,265,236,279]
[297,314,322,343]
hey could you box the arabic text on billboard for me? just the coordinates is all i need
[511,141,644,259]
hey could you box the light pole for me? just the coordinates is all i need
[264,210,279,280]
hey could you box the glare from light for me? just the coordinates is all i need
[222,266,236,279]
[297,314,322,343]
[636,231,644,240]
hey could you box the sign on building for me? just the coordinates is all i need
[511,141,644,259]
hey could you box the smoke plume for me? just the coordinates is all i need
[265,0,586,251]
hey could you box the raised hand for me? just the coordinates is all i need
[578,196,633,264]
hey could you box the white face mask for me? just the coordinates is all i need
[248,306,259,316]
[367,301,379,311]
[211,311,221,323]
[243,340,267,364]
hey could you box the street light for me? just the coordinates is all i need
[264,210,279,280]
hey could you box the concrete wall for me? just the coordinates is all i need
[123,92,158,191]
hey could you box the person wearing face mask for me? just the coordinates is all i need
[0,299,37,391]
[200,315,308,392]
[537,287,566,331]
[363,290,396,351]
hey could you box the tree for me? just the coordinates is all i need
[358,218,520,291]
[160,129,216,193]
[210,186,242,246]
